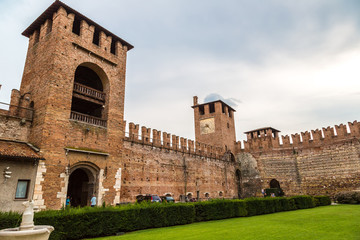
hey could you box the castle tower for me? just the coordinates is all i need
[18,1,133,209]
[192,96,236,153]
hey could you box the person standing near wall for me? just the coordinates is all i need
[90,195,96,207]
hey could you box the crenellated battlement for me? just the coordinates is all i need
[237,121,360,153]
[125,122,226,160]
[22,1,133,58]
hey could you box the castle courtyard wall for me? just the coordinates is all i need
[121,139,241,202]
[238,122,360,197]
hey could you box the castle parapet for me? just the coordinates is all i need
[349,121,360,137]
[239,120,360,153]
[22,1,133,57]
[124,122,225,159]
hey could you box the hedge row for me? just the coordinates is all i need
[0,195,330,240]
[334,191,360,204]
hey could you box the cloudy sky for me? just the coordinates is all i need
[0,0,359,142]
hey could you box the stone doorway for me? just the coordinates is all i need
[67,164,99,207]
[270,179,280,189]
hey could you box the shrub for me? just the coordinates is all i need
[277,197,296,211]
[334,191,360,204]
[290,195,315,209]
[33,203,195,240]
[313,196,331,206]
[0,195,326,240]
[0,211,21,230]
[244,198,266,216]
[194,199,247,222]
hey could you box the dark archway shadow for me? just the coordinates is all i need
[270,179,281,189]
[67,163,99,207]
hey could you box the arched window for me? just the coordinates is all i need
[70,64,107,127]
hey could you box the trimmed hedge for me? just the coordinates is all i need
[313,195,332,206]
[290,195,315,209]
[194,199,247,221]
[0,211,21,230]
[34,203,195,240]
[0,195,331,240]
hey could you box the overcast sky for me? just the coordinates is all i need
[0,0,359,142]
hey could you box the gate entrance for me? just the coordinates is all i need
[67,164,98,207]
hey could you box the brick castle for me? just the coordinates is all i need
[0,1,359,211]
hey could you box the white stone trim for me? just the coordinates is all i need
[113,168,122,205]
[33,161,46,210]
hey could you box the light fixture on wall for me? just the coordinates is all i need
[3,167,12,182]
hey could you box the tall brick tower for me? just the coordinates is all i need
[192,96,236,153]
[18,1,133,209]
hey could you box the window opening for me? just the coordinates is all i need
[199,105,205,115]
[70,65,106,126]
[209,103,215,113]
[110,40,116,55]
[222,103,225,113]
[92,27,100,46]
[15,180,30,199]
[72,15,81,35]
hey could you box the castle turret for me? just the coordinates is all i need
[18,0,133,209]
[192,96,236,152]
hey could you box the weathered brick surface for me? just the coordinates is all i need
[14,5,129,209]
[0,115,31,141]
[237,122,360,197]
[121,140,241,202]
[193,99,236,153]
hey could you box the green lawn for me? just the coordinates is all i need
[87,205,360,240]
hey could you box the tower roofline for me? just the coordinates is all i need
[22,0,134,50]
[191,99,236,112]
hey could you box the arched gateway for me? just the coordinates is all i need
[67,163,99,207]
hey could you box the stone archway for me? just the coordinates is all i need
[270,179,280,189]
[67,163,99,207]
[236,169,242,198]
